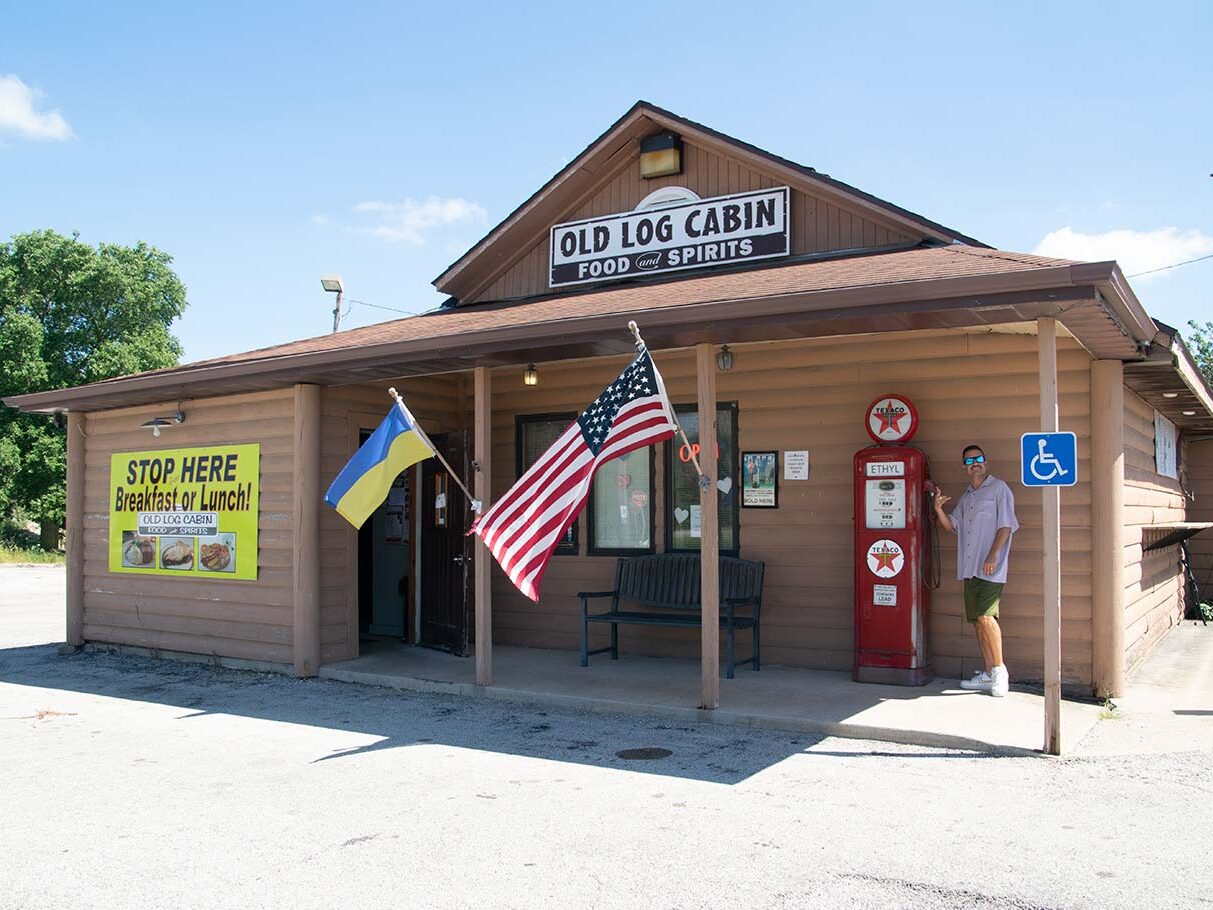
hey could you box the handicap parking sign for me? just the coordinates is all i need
[1021,432,1077,487]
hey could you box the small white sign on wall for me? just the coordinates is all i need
[1154,410,1178,480]
[784,450,809,480]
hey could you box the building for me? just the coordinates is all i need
[7,102,1212,706]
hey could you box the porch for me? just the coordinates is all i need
[319,641,1102,755]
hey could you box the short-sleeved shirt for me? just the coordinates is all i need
[950,475,1019,583]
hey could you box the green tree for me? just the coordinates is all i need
[0,230,187,547]
[1187,320,1213,386]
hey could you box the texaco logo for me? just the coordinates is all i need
[866,539,905,578]
[865,394,918,443]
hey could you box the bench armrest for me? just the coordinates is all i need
[577,590,618,600]
[723,595,759,607]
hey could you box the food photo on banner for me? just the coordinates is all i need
[108,444,260,580]
[742,451,778,508]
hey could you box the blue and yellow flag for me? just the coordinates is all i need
[325,401,436,528]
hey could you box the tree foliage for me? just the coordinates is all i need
[1186,320,1213,387]
[0,230,187,534]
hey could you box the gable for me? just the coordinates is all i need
[435,102,978,306]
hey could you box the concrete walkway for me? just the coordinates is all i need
[321,641,1102,755]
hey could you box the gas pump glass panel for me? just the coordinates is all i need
[666,403,738,553]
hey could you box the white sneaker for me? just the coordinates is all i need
[960,670,993,691]
[990,665,1009,698]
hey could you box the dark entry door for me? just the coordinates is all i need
[420,432,470,655]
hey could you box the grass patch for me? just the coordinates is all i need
[1098,697,1119,721]
[0,544,64,565]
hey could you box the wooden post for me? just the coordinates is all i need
[1091,360,1125,698]
[696,344,720,709]
[292,384,321,677]
[474,366,493,687]
[1038,318,1062,754]
[65,412,85,647]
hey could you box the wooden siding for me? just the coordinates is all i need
[469,139,917,305]
[1189,439,1213,607]
[1122,389,1187,673]
[80,390,296,665]
[485,329,1094,687]
[318,375,467,661]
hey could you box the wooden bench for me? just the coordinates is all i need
[579,554,765,679]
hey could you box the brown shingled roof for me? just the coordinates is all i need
[5,244,1155,414]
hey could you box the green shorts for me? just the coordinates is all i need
[963,577,1003,623]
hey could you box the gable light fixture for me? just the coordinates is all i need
[639,131,683,179]
[523,363,539,387]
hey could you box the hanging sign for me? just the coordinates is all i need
[108,444,260,580]
[549,187,790,287]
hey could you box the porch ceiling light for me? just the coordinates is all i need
[523,363,539,387]
[716,345,734,372]
[1182,409,1197,416]
[1162,391,1180,398]
[639,131,683,179]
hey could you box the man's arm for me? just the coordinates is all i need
[983,526,1012,576]
[934,492,956,534]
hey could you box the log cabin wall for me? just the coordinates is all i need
[487,327,1095,687]
[318,375,467,661]
[467,140,919,305]
[80,389,296,665]
[1122,389,1188,674]
[1188,438,1213,611]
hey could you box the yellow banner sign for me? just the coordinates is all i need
[108,444,260,580]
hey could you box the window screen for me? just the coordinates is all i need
[666,403,739,554]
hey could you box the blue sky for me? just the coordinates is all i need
[2,1,1210,363]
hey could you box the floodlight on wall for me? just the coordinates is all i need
[321,274,345,333]
[523,363,539,387]
[639,131,683,179]
[140,410,186,438]
[716,345,734,372]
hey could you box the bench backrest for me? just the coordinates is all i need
[613,554,765,614]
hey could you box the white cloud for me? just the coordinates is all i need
[0,75,74,141]
[1034,226,1213,279]
[310,214,329,225]
[352,196,487,245]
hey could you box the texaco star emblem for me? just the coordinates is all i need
[866,539,904,578]
[874,400,906,435]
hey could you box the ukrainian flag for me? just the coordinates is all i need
[325,401,436,528]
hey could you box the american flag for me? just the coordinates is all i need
[470,347,679,602]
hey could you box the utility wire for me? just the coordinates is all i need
[1127,252,1213,279]
[346,298,421,316]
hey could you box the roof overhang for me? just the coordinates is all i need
[5,257,1156,415]
[1124,322,1213,435]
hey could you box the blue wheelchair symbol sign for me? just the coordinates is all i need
[1021,432,1077,487]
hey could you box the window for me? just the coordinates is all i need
[589,446,654,554]
[665,403,739,554]
[516,414,578,555]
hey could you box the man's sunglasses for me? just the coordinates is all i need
[963,455,986,466]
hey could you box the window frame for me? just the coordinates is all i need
[664,401,741,556]
[587,443,657,557]
[515,412,579,556]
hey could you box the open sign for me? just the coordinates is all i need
[679,442,721,463]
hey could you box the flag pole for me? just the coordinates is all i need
[387,387,480,512]
[627,321,708,489]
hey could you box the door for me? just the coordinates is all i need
[420,431,470,655]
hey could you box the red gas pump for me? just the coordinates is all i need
[853,394,937,686]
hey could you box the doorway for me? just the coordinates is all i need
[419,431,471,655]
[356,430,413,641]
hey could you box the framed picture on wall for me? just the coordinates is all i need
[741,451,778,508]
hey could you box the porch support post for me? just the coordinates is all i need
[65,412,85,648]
[696,343,720,709]
[1091,359,1126,698]
[474,366,493,687]
[1037,318,1062,754]
[292,383,321,678]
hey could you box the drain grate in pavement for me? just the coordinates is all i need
[615,747,672,760]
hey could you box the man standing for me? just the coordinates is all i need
[934,444,1019,697]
